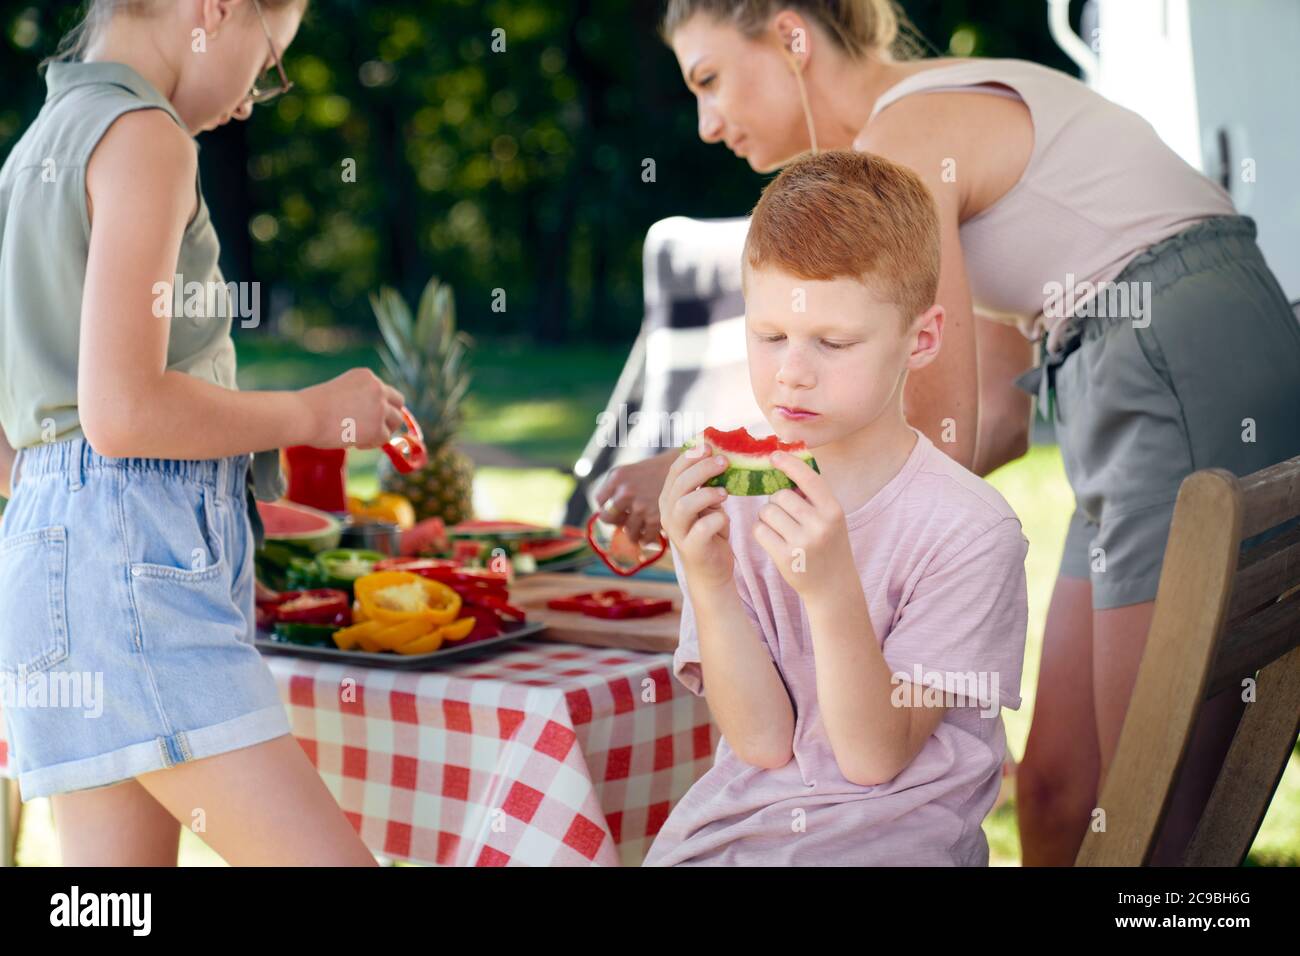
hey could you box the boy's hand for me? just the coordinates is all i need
[658,443,734,590]
[753,451,855,602]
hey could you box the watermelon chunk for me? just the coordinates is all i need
[682,425,819,496]
[400,517,448,557]
[257,500,342,552]
[447,520,556,540]
[524,534,591,564]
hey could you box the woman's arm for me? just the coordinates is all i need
[855,108,980,471]
[972,316,1033,476]
[593,449,676,545]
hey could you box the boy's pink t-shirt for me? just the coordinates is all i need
[642,428,1029,866]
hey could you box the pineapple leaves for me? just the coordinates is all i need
[370,287,420,386]
[369,275,473,454]
[376,342,408,388]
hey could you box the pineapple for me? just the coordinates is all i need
[370,277,475,525]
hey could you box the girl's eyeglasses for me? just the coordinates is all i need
[248,0,294,105]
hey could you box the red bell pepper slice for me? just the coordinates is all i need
[273,589,352,625]
[584,596,672,619]
[380,407,429,474]
[471,592,527,620]
[460,605,505,642]
[546,590,672,620]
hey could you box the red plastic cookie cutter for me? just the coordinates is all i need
[586,512,669,577]
[381,407,428,473]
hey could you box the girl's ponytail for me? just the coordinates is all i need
[660,0,933,62]
[41,0,309,70]
[41,0,114,68]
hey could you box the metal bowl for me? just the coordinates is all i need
[338,517,403,555]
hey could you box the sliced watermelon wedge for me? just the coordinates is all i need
[682,425,820,496]
[257,500,343,552]
[447,520,557,540]
[524,535,591,565]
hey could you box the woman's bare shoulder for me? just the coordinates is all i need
[854,65,1034,219]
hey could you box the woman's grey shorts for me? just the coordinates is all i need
[1023,215,1300,610]
[0,438,291,800]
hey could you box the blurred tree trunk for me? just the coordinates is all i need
[369,90,423,306]
[198,119,256,296]
[195,120,266,325]
[535,0,600,344]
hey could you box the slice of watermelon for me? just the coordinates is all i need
[448,520,557,540]
[257,500,342,552]
[682,425,820,496]
[526,536,591,564]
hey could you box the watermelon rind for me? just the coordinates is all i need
[682,427,819,497]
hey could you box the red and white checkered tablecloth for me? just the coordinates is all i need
[265,640,717,866]
[0,640,717,865]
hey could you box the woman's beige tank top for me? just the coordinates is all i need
[868,58,1236,351]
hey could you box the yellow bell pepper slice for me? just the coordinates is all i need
[395,630,445,655]
[393,617,475,655]
[371,617,437,651]
[438,617,475,642]
[355,570,460,626]
[332,619,384,651]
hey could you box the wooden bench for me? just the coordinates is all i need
[1075,455,1300,865]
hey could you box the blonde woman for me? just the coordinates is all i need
[594,0,1300,865]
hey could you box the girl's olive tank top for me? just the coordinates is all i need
[0,61,285,540]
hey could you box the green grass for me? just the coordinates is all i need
[10,340,1297,866]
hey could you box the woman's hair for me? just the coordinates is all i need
[744,150,940,324]
[659,0,929,61]
[44,0,305,67]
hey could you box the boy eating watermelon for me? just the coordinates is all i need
[644,151,1029,867]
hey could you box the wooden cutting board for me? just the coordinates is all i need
[513,573,682,653]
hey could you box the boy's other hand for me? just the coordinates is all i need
[659,443,734,590]
[753,451,855,602]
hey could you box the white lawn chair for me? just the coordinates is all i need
[565,215,764,523]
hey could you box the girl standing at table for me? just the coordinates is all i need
[0,0,396,865]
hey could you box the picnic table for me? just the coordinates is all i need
[0,639,717,867]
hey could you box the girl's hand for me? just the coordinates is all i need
[752,451,855,603]
[297,368,407,450]
[658,443,734,590]
[593,450,675,545]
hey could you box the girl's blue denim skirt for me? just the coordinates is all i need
[0,438,291,800]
